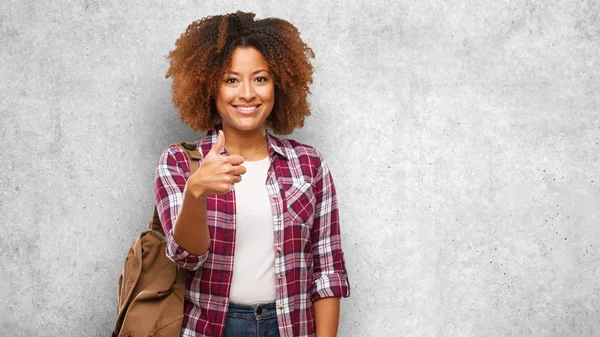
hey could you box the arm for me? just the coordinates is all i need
[154,131,245,270]
[314,297,341,337]
[154,145,210,270]
[174,186,211,255]
[310,151,350,336]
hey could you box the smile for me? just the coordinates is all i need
[232,105,261,114]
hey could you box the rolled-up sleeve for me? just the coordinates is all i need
[310,152,350,302]
[154,145,209,271]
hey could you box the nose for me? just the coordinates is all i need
[239,81,255,101]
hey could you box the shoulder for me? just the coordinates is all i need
[157,134,208,174]
[282,138,321,158]
[271,134,322,160]
[271,135,327,177]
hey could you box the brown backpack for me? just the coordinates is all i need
[113,141,201,337]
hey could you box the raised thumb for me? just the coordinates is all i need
[210,130,225,154]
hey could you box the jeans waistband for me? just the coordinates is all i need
[227,301,277,320]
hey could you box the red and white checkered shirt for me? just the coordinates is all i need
[154,129,350,337]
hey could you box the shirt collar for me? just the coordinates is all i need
[266,131,288,160]
[200,128,288,161]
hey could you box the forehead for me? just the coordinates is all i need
[228,47,270,72]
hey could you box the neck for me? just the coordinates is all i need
[221,124,269,159]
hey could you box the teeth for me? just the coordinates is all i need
[235,106,258,111]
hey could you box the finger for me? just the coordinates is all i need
[230,165,247,176]
[210,130,225,155]
[225,154,245,166]
[232,175,242,184]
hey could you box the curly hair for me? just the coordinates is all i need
[166,11,315,135]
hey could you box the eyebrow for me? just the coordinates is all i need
[226,69,270,75]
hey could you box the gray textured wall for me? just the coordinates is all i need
[1,1,599,336]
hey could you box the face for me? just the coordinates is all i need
[215,47,275,133]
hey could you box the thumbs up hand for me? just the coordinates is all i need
[185,130,246,198]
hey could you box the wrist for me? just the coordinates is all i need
[184,183,208,200]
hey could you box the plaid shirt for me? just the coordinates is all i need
[154,129,350,337]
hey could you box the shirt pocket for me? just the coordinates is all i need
[282,180,315,246]
[283,180,315,224]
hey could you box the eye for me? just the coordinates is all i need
[225,77,238,84]
[255,76,268,83]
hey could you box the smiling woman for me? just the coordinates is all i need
[150,11,350,337]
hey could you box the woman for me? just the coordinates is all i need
[155,11,350,337]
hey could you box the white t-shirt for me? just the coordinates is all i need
[228,156,276,304]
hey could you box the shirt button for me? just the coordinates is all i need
[272,195,278,200]
[278,306,284,310]
[276,247,282,253]
[276,215,281,220]
[277,274,283,280]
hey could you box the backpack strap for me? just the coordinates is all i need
[150,141,202,233]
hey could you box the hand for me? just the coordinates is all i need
[185,130,246,197]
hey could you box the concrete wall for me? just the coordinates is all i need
[1,0,599,336]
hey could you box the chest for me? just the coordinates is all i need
[204,157,316,254]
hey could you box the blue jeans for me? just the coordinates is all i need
[223,302,281,337]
